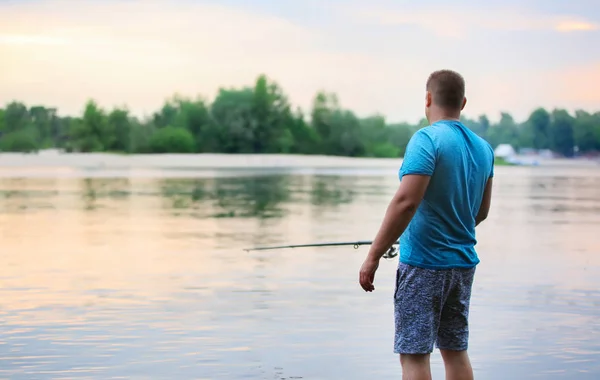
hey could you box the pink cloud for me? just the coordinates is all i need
[0,0,598,124]
[343,5,598,37]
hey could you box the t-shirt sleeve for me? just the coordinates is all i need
[399,130,437,180]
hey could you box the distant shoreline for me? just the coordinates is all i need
[0,152,597,172]
[0,152,404,169]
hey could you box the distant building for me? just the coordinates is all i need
[494,144,516,158]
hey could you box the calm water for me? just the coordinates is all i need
[0,163,599,379]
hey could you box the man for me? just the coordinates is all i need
[359,69,494,380]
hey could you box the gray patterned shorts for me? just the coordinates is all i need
[393,262,476,354]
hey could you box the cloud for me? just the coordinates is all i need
[342,5,599,38]
[0,0,598,124]
[0,0,331,115]
[0,0,426,122]
[0,0,432,120]
[555,21,598,32]
[0,1,316,67]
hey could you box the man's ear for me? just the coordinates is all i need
[461,97,467,110]
[426,91,432,107]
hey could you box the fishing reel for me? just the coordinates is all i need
[382,246,399,259]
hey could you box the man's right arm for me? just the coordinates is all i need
[475,177,493,226]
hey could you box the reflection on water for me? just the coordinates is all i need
[0,166,599,379]
[158,175,358,219]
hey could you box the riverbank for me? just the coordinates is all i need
[0,152,597,171]
[0,152,403,170]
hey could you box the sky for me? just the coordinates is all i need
[0,0,599,124]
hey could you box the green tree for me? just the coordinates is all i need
[3,102,30,133]
[361,115,391,157]
[594,113,600,147]
[211,87,255,153]
[69,100,108,152]
[1,74,600,157]
[107,107,132,152]
[152,100,180,129]
[251,74,296,153]
[287,108,320,154]
[549,109,575,157]
[29,106,54,147]
[149,126,195,153]
[173,98,215,152]
[573,110,600,153]
[525,108,551,149]
[0,128,39,152]
[130,122,155,153]
[461,115,490,138]
[310,91,339,153]
[386,123,414,157]
[0,108,6,134]
[487,112,520,148]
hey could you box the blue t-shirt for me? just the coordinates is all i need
[398,120,494,269]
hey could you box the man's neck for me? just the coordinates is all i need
[427,114,461,125]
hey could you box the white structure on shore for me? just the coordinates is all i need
[494,144,516,158]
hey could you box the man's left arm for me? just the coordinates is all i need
[359,129,436,292]
[358,175,430,291]
[367,174,430,261]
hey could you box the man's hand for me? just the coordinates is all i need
[359,256,380,292]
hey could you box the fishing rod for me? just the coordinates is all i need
[243,240,399,259]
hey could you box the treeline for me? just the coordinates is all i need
[1,74,599,157]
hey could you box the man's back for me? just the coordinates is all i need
[398,119,494,269]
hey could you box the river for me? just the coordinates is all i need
[0,154,599,379]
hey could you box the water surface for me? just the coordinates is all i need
[0,163,599,379]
